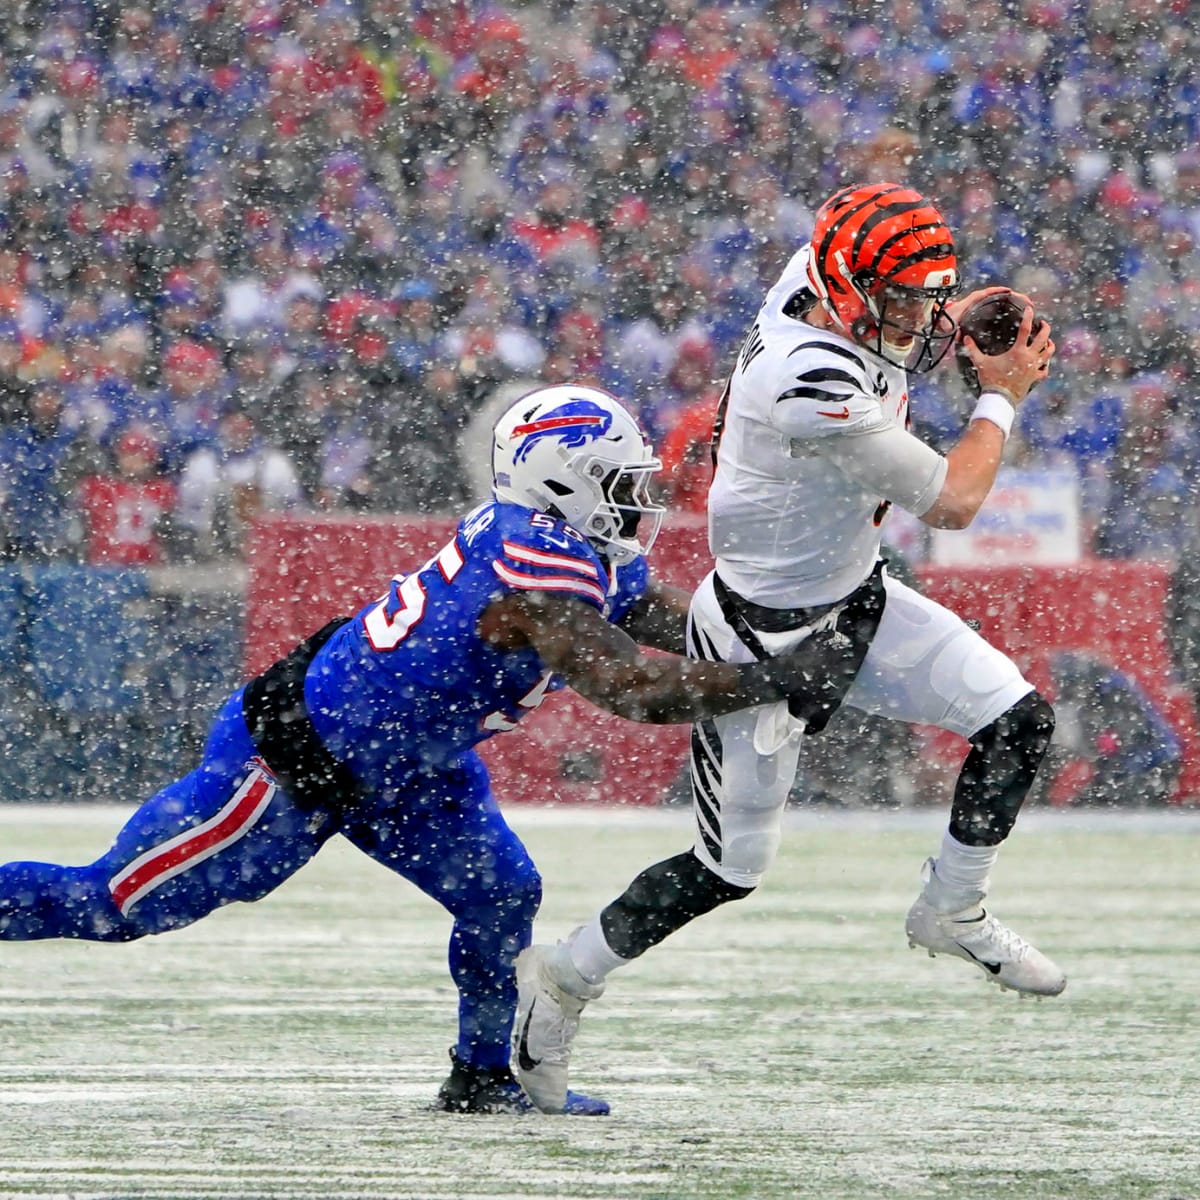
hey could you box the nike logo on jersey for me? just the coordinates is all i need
[816,405,851,420]
[517,1005,542,1070]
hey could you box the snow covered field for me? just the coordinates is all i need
[1,803,1198,1200]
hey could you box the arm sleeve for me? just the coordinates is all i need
[816,423,948,516]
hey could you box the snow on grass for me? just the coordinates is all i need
[1,804,1199,1198]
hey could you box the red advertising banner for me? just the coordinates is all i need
[917,562,1200,804]
[246,515,1199,805]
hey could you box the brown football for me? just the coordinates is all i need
[954,292,1044,394]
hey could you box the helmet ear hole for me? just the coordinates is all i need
[851,268,878,293]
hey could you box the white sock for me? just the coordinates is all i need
[563,912,629,987]
[925,831,998,912]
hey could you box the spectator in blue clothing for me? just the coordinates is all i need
[1015,326,1125,543]
[1094,373,1189,561]
[63,322,154,449]
[1097,461,1191,564]
[390,278,442,384]
[153,338,228,475]
[0,381,95,561]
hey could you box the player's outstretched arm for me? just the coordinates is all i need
[613,578,691,655]
[478,588,877,726]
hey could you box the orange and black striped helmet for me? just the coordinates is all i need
[806,182,960,370]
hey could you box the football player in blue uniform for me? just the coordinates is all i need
[0,385,883,1114]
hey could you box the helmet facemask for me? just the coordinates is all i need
[568,451,664,566]
[853,274,959,372]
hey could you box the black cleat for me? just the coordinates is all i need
[435,1048,531,1114]
[434,1047,611,1115]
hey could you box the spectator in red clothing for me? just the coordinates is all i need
[452,12,536,137]
[679,7,740,92]
[299,6,385,136]
[77,426,176,566]
[0,242,34,330]
[412,0,477,62]
[266,51,317,140]
[455,12,528,103]
[657,393,716,516]
[324,289,390,346]
[655,337,721,514]
[553,305,606,380]
[510,179,600,267]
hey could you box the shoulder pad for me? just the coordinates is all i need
[772,339,888,438]
[491,511,609,608]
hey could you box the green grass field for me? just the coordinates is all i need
[1,803,1199,1200]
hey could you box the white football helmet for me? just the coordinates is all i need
[492,384,665,565]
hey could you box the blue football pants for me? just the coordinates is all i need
[0,690,542,1071]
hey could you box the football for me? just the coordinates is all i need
[954,291,1044,395]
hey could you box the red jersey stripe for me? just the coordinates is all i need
[492,559,606,606]
[501,540,601,580]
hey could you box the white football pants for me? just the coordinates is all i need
[685,566,1033,888]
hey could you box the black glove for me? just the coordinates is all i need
[734,562,887,733]
[791,561,887,733]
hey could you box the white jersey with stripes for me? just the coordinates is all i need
[709,245,948,608]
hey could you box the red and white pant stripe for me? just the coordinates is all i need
[108,765,277,917]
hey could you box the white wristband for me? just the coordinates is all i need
[971,391,1015,440]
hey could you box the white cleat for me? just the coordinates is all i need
[513,944,603,1114]
[905,895,1067,997]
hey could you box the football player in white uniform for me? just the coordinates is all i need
[514,183,1062,1114]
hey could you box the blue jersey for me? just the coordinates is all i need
[304,500,649,782]
[0,508,640,1087]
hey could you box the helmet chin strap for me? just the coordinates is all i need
[878,341,914,367]
[861,284,921,366]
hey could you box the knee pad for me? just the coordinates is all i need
[951,691,1055,846]
[982,690,1056,763]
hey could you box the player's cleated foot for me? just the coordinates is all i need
[905,896,1067,996]
[562,1088,610,1116]
[436,1048,529,1114]
[513,943,604,1114]
[434,1048,610,1116]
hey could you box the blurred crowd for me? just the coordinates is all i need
[0,0,1198,567]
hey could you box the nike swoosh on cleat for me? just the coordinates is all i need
[517,1004,542,1071]
[960,946,1003,975]
[816,405,851,419]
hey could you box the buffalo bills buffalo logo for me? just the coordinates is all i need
[511,401,613,462]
